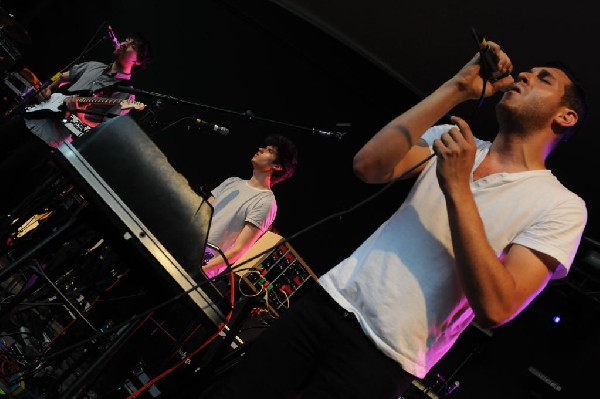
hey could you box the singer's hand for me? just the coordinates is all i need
[451,40,514,100]
[433,116,476,196]
[484,41,514,87]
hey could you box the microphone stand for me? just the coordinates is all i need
[114,85,348,139]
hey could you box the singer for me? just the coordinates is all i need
[199,38,588,398]
[201,134,298,279]
[0,31,153,218]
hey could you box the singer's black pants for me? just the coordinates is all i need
[198,283,415,399]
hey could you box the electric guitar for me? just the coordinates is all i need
[25,92,146,114]
[25,92,146,136]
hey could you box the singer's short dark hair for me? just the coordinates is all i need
[127,32,153,73]
[265,134,298,186]
[542,61,588,141]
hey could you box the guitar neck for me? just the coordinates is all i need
[76,97,127,106]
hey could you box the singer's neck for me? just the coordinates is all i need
[248,172,272,191]
[489,132,549,171]
[109,60,134,76]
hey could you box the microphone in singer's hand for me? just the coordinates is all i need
[471,27,509,83]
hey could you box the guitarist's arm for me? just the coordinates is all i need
[34,71,71,103]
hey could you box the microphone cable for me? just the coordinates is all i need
[471,27,510,114]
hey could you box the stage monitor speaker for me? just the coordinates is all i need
[53,115,229,328]
[71,114,211,275]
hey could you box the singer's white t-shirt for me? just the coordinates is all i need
[319,124,587,378]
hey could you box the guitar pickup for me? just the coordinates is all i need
[62,114,93,137]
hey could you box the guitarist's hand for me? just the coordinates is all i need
[34,87,52,103]
[64,95,79,111]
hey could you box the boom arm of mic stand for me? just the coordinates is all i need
[113,86,349,139]
[114,85,185,105]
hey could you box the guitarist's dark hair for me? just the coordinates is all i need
[127,32,153,74]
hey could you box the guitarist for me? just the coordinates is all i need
[0,32,152,219]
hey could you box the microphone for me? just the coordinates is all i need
[313,121,349,139]
[195,118,230,136]
[313,129,347,140]
[471,27,509,83]
[106,24,120,50]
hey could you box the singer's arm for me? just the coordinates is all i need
[353,41,514,184]
[436,116,557,328]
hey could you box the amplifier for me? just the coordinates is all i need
[232,231,317,316]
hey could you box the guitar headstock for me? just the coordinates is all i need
[120,100,146,111]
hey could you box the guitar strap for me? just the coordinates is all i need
[62,80,133,99]
[99,81,135,96]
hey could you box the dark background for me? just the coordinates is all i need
[1,1,599,397]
